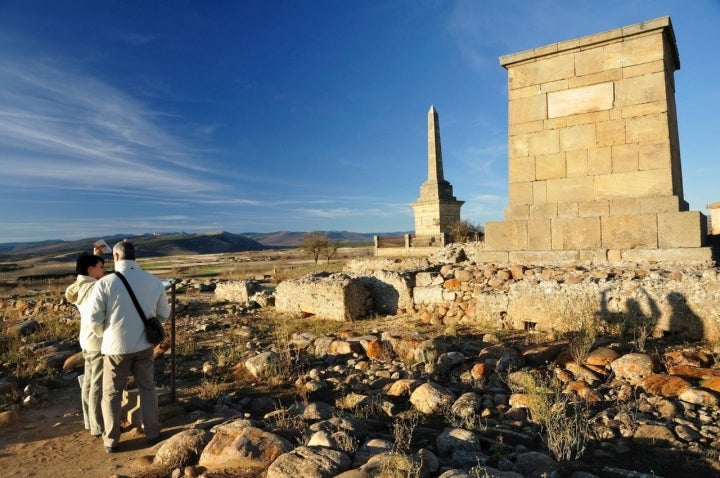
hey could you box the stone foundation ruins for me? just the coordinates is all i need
[272,250,720,340]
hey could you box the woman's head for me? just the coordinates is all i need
[75,252,105,279]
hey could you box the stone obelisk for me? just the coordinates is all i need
[428,105,444,183]
[411,106,464,237]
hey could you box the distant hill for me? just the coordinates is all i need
[0,230,406,260]
[242,231,390,248]
[0,231,266,260]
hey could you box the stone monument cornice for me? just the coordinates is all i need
[499,16,678,71]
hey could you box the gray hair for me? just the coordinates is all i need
[113,240,136,260]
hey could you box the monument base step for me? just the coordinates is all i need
[470,247,715,266]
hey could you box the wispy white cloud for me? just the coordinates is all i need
[0,55,224,197]
[298,202,411,219]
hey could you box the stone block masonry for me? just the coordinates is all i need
[410,261,720,342]
[275,273,373,321]
[215,280,262,306]
[483,16,714,265]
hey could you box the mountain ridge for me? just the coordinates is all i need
[0,230,404,260]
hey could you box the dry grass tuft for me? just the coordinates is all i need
[509,369,590,462]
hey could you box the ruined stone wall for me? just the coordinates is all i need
[273,253,719,341]
[411,262,720,341]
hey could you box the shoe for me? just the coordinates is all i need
[146,436,161,446]
[104,445,118,453]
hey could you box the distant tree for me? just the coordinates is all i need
[448,220,483,243]
[323,240,341,264]
[299,232,329,264]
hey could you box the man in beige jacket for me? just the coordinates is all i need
[89,241,170,453]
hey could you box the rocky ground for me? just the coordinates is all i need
[2,271,720,478]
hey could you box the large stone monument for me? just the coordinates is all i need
[411,106,464,239]
[480,16,713,265]
[708,201,720,235]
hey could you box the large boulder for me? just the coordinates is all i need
[266,445,351,478]
[198,424,293,470]
[154,429,213,468]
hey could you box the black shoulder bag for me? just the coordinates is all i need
[114,271,166,345]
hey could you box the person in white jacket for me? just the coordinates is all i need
[88,240,170,453]
[64,252,106,437]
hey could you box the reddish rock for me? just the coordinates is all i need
[641,374,692,397]
[584,363,610,376]
[384,334,424,362]
[585,347,620,368]
[668,365,720,380]
[563,380,601,403]
[633,424,677,447]
[700,376,720,393]
[470,362,487,379]
[365,340,392,361]
[443,279,462,291]
[664,350,711,368]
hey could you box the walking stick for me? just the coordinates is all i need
[170,281,176,402]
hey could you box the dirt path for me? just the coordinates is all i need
[0,383,192,478]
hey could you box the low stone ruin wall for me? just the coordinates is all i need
[272,255,720,341]
[412,263,720,341]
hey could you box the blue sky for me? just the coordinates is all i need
[1,1,718,243]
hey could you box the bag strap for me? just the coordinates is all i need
[114,271,149,326]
